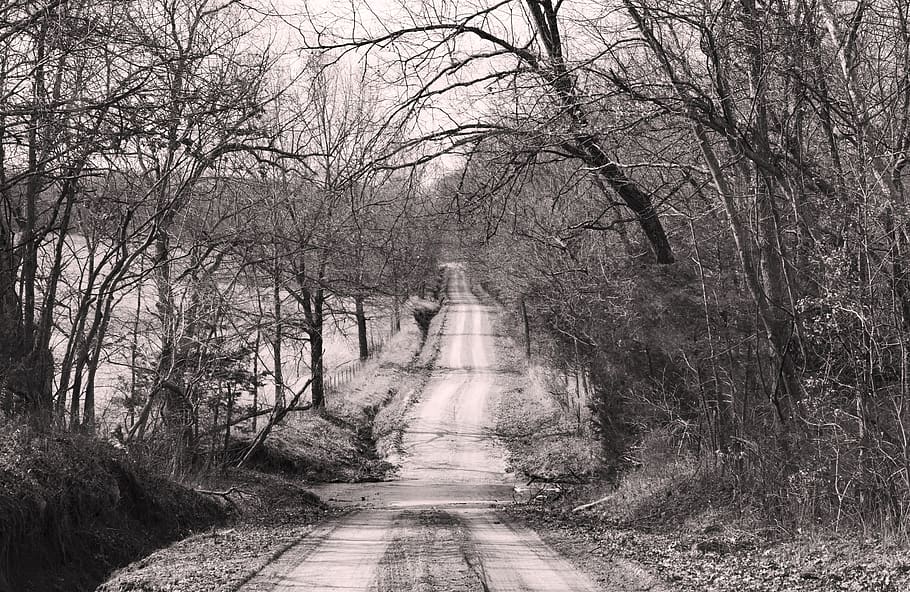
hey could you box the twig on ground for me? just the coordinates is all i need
[195,486,244,498]
[573,495,612,513]
[195,486,261,510]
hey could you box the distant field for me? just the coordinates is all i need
[44,234,399,432]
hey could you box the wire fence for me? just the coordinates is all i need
[324,333,389,392]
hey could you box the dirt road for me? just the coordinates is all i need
[243,266,602,591]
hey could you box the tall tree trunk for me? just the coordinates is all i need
[309,287,325,409]
[0,210,21,416]
[154,224,192,453]
[355,296,369,360]
[17,20,54,421]
[524,0,674,263]
[223,387,234,464]
[252,330,260,432]
[690,219,735,449]
[392,293,401,334]
[520,295,531,360]
[70,333,87,429]
[743,0,801,424]
[692,122,800,424]
[83,294,114,431]
[272,273,285,410]
[625,0,801,423]
[129,275,143,427]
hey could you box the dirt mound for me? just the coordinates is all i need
[228,410,395,482]
[0,425,225,592]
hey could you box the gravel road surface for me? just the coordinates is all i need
[242,266,601,591]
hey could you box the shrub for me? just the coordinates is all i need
[410,297,441,341]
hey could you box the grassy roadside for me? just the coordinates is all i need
[374,299,447,463]
[231,314,428,483]
[469,278,601,486]
[505,406,910,590]
[472,278,910,592]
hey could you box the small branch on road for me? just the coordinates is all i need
[525,471,585,485]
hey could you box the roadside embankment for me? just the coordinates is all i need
[96,470,330,592]
[0,428,225,592]
[468,266,910,591]
[469,278,602,486]
[513,486,910,592]
[232,273,448,482]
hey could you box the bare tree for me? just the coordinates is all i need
[308,0,676,263]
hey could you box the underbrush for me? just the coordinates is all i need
[519,428,910,592]
[229,410,393,482]
[727,422,910,540]
[0,424,225,592]
[575,423,910,546]
[578,429,753,532]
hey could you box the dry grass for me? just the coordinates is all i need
[480,298,602,484]
[230,313,429,482]
[326,314,423,423]
[495,375,600,482]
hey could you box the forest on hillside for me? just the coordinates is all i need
[423,0,910,531]
[0,0,441,472]
[3,0,910,536]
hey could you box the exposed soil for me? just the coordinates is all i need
[0,430,225,592]
[97,471,332,592]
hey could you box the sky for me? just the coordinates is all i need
[258,0,532,172]
[252,0,638,178]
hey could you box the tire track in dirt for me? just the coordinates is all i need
[375,510,483,592]
[459,509,601,592]
[242,511,394,591]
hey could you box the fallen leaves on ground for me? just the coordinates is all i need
[97,471,335,592]
[512,506,910,592]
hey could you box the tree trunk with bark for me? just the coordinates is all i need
[520,295,532,360]
[308,287,326,409]
[355,296,369,360]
